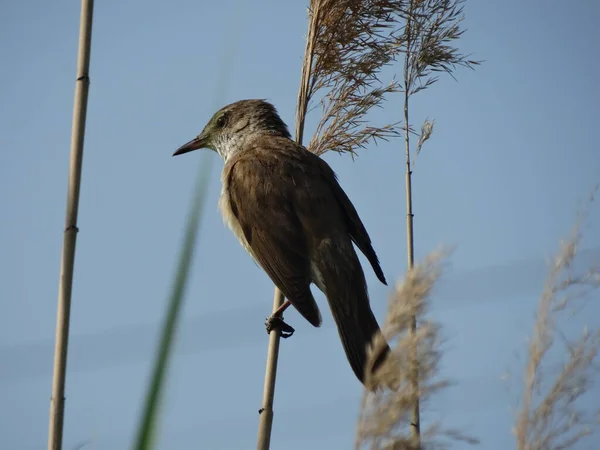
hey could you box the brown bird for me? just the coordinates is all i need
[173,99,390,386]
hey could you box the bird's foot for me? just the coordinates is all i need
[265,315,295,338]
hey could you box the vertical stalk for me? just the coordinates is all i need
[48,1,94,449]
[256,6,318,449]
[256,288,284,450]
[403,8,421,446]
[405,92,421,445]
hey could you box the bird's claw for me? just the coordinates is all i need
[265,315,295,338]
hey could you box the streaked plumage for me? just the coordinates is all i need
[174,99,390,386]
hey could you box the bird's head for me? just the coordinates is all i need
[173,99,291,160]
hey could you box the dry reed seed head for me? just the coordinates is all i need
[301,0,411,156]
[514,196,600,450]
[357,250,478,449]
[400,0,481,94]
[301,0,480,155]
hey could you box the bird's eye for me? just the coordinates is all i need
[215,114,227,128]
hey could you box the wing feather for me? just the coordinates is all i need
[309,153,387,285]
[225,155,322,327]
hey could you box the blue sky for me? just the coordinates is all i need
[1,1,599,449]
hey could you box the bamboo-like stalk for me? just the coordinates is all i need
[255,288,283,450]
[397,1,480,445]
[402,19,421,447]
[48,1,94,449]
[256,8,318,449]
[403,77,421,449]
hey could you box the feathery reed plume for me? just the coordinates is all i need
[356,250,478,450]
[394,1,480,445]
[514,189,600,450]
[298,0,413,157]
[400,0,479,97]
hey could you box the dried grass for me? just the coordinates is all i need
[297,0,409,156]
[514,190,600,450]
[399,0,481,168]
[356,250,479,450]
[400,0,479,96]
[296,0,481,152]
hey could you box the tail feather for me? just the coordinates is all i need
[314,238,391,387]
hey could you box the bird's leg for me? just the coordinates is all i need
[265,300,295,338]
[273,299,291,317]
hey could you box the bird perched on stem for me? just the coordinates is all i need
[173,99,391,387]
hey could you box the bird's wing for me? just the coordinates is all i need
[225,154,322,327]
[308,152,387,285]
[287,149,391,384]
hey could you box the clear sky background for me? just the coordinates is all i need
[1,1,600,449]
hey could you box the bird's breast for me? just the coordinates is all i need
[218,183,256,261]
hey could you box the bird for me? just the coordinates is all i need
[173,99,391,387]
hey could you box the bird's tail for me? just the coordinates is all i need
[314,238,393,389]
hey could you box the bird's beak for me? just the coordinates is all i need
[172,133,209,156]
